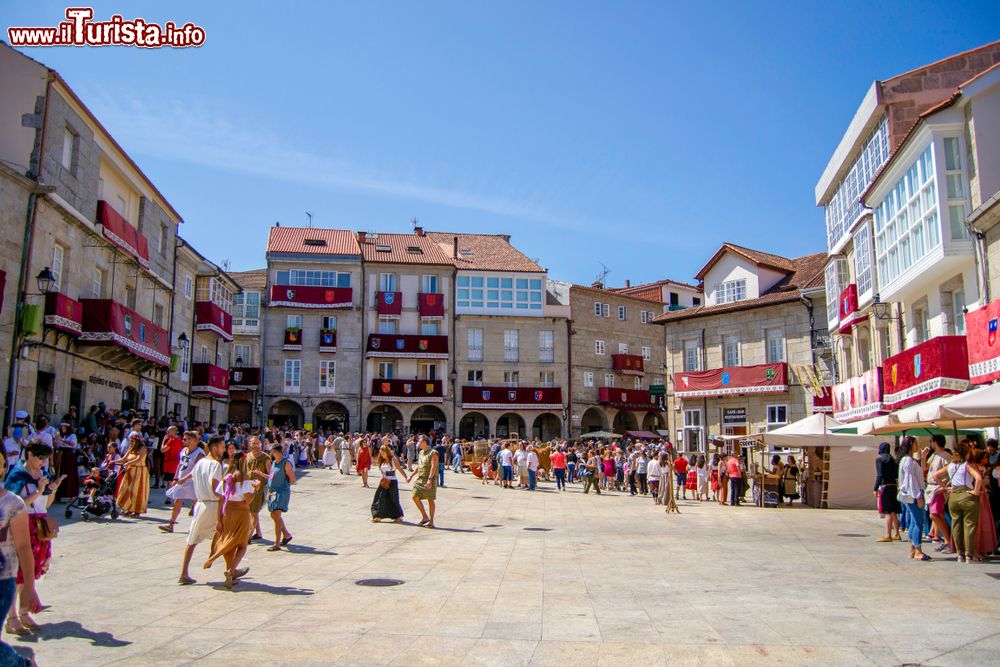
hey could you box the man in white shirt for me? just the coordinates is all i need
[3,427,25,473]
[527,446,539,491]
[499,443,514,489]
[119,418,143,455]
[514,444,529,489]
[178,435,230,585]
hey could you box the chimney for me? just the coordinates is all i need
[453,237,458,258]
[591,280,602,289]
[414,226,424,237]
[625,279,631,288]
[357,231,366,245]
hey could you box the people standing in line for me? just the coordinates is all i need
[160,431,205,533]
[266,443,296,551]
[0,480,43,645]
[356,438,372,488]
[177,435,226,585]
[873,442,902,542]
[499,443,514,489]
[203,452,259,588]
[371,441,406,523]
[408,436,439,528]
[726,453,743,507]
[114,434,149,518]
[897,437,930,561]
[551,447,567,492]
[674,453,689,500]
[4,442,63,632]
[924,435,954,553]
[246,436,271,542]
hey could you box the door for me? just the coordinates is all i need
[69,379,84,417]
[34,371,55,419]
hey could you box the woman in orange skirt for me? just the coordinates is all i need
[356,438,373,488]
[114,434,149,517]
[204,452,258,588]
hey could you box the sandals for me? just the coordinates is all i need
[177,575,196,585]
[912,553,931,561]
[158,522,176,533]
[417,518,429,526]
[280,536,293,546]
[4,619,29,636]
[18,615,39,630]
[267,545,281,551]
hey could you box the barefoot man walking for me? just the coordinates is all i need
[177,435,226,585]
[408,435,439,528]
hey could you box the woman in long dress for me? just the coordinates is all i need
[246,436,271,541]
[371,441,405,522]
[321,436,338,469]
[339,437,354,476]
[114,434,149,517]
[204,452,258,588]
[53,423,80,502]
[356,439,372,488]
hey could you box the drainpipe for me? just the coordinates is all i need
[566,317,573,439]
[449,270,456,437]
[700,328,707,452]
[166,230,179,420]
[358,257,366,432]
[5,74,54,428]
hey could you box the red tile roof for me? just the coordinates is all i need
[694,243,797,281]
[610,278,702,302]
[570,283,665,307]
[426,232,543,272]
[358,232,454,266]
[266,227,361,256]
[229,269,267,291]
[654,252,827,324]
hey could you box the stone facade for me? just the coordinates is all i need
[228,269,266,426]
[569,285,668,437]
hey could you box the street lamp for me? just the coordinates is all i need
[872,293,898,321]
[35,267,56,295]
[234,356,244,368]
[177,332,190,350]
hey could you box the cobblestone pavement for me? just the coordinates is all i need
[11,468,1000,666]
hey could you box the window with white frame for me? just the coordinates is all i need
[617,305,627,320]
[943,137,969,241]
[276,269,351,288]
[601,303,610,317]
[824,114,889,251]
[766,328,785,364]
[467,370,483,386]
[92,267,105,299]
[468,328,484,361]
[503,329,519,362]
[319,360,335,393]
[766,405,788,431]
[539,371,555,387]
[594,302,603,316]
[683,339,700,372]
[594,339,605,356]
[618,343,629,354]
[951,290,966,335]
[722,334,740,367]
[322,315,337,330]
[125,284,136,310]
[283,359,301,392]
[233,344,252,366]
[377,362,395,379]
[379,272,397,292]
[233,291,261,327]
[378,318,397,334]
[180,346,190,379]
[61,127,75,172]
[421,274,439,293]
[457,275,544,311]
[715,279,746,305]
[604,372,615,388]
[184,274,193,299]
[539,330,554,363]
[874,143,941,289]
[825,258,849,324]
[420,319,439,335]
[633,376,643,390]
[199,345,209,364]
[853,225,873,299]
[583,371,594,387]
[641,345,651,361]
[286,314,302,330]
[216,349,223,367]
[641,310,649,324]
[503,370,519,387]
[52,244,65,291]
[195,277,234,314]
[683,409,703,451]
[418,363,437,381]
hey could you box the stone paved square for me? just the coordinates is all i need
[14,468,1000,666]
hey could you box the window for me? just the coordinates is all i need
[693,297,701,306]
[853,225,874,299]
[640,311,649,324]
[683,409,703,451]
[216,350,223,367]
[115,194,128,220]
[617,305,627,321]
[604,372,615,388]
[125,284,136,310]
[153,304,164,327]
[601,303,610,317]
[233,291,262,328]
[669,292,679,306]
[378,318,397,334]
[61,128,75,172]
[278,270,351,288]
[539,371,555,387]
[766,405,788,431]
[943,137,969,241]
[92,267,105,298]
[595,339,605,356]
[379,273,397,292]
[420,319,439,335]
[457,274,542,311]
[199,345,209,364]
[184,274,193,299]
[715,279,746,305]
[951,290,966,335]
[467,370,483,386]
[421,275,438,293]
[825,257,850,324]
[468,328,484,361]
[618,343,629,354]
[583,372,594,387]
[503,329,519,362]
[418,363,437,381]
[539,330,554,363]
[52,244,65,291]
[286,314,303,330]
[233,344,252,366]
[825,114,889,251]
[766,328,785,364]
[158,223,168,256]
[641,346,651,361]
[503,370,519,387]
[594,302,603,317]
[195,277,234,314]
[322,315,337,330]
[634,376,643,390]
[180,346,190,379]
[377,362,395,379]
[283,359,301,392]
[723,334,740,367]
[913,306,930,343]
[683,340,700,372]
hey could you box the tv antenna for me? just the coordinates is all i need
[595,263,610,289]
[306,211,313,228]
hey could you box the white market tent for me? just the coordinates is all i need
[871,383,1000,434]
[761,413,882,510]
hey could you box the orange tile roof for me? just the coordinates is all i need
[654,252,827,323]
[426,232,543,272]
[266,227,361,256]
[570,283,665,307]
[694,243,796,281]
[359,232,454,266]
[229,269,267,291]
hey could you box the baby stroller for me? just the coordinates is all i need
[65,468,120,521]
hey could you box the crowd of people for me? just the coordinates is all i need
[874,434,1000,562]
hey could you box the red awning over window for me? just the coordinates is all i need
[79,299,170,368]
[611,354,644,375]
[97,200,150,270]
[598,387,658,411]
[366,334,449,358]
[965,299,1000,384]
[191,363,229,398]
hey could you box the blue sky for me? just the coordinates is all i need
[6,1,1000,286]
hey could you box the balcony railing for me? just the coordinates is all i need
[191,363,229,398]
[461,386,563,410]
[195,300,233,341]
[79,299,170,369]
[371,378,443,403]
[597,387,658,411]
[366,334,449,359]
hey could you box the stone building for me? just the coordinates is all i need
[568,285,668,437]
[360,228,455,434]
[655,244,829,452]
[427,232,569,440]
[0,43,186,423]
[262,227,362,431]
[227,269,265,426]
[612,278,702,310]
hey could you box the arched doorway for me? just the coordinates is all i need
[612,410,638,435]
[580,407,606,434]
[410,405,446,435]
[268,399,304,430]
[496,413,526,439]
[121,386,138,412]
[313,401,349,433]
[367,405,402,434]
[228,399,252,425]
[532,413,561,441]
[642,412,665,432]
[459,412,489,439]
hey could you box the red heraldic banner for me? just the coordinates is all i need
[44,292,83,336]
[965,299,1000,384]
[97,200,150,270]
[674,362,788,398]
[376,291,403,317]
[418,292,445,319]
[882,336,969,409]
[269,285,353,309]
[838,284,864,333]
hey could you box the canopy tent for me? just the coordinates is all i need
[936,383,1000,420]
[870,384,1000,434]
[624,430,661,440]
[578,431,622,439]
[763,413,882,450]
[831,414,895,436]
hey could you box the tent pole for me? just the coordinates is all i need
[952,420,959,447]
